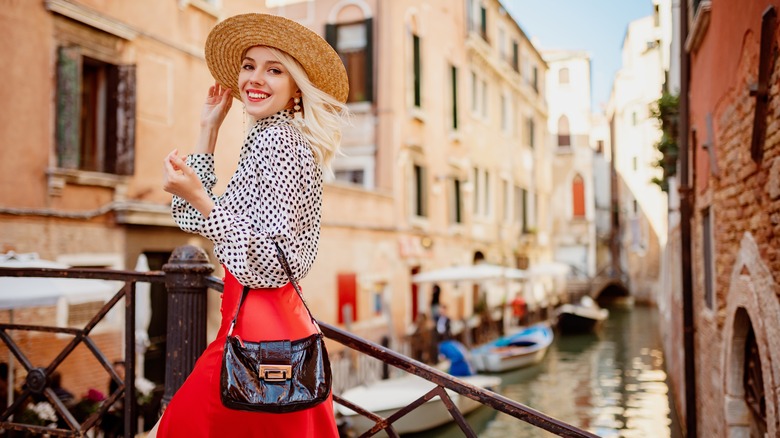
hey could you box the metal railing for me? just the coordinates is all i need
[0,245,598,437]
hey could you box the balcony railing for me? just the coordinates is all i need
[0,245,597,438]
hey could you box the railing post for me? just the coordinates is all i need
[161,245,213,408]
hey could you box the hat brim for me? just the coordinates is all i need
[205,13,349,103]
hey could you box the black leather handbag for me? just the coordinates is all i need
[220,242,331,413]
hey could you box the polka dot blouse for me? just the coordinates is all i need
[171,109,323,289]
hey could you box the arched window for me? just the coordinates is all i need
[558,115,571,147]
[572,174,585,218]
[558,67,569,85]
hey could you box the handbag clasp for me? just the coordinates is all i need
[259,364,292,382]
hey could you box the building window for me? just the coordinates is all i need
[511,40,519,72]
[473,167,480,215]
[559,67,570,85]
[520,188,529,233]
[630,200,643,250]
[481,79,488,117]
[450,65,458,130]
[326,19,373,103]
[572,174,585,218]
[498,26,506,60]
[483,169,491,217]
[471,70,478,113]
[596,140,604,154]
[413,164,427,217]
[531,66,539,92]
[702,208,715,310]
[449,178,463,224]
[334,169,365,186]
[527,117,535,148]
[56,47,136,175]
[479,5,488,41]
[410,33,422,108]
[558,115,571,147]
[370,283,385,317]
[633,156,638,171]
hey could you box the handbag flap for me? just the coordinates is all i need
[260,340,292,364]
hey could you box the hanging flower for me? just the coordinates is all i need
[86,388,106,403]
[72,388,106,422]
[18,401,57,428]
[135,377,156,406]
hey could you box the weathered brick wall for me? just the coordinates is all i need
[690,15,780,435]
[0,217,125,263]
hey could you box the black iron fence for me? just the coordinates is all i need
[0,245,597,438]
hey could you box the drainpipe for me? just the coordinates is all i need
[679,2,697,437]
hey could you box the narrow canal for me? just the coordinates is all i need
[408,305,683,437]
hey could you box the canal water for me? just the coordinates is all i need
[407,306,683,437]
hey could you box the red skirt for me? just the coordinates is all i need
[157,269,338,437]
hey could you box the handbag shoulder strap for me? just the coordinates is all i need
[227,242,321,338]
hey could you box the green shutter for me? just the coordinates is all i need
[364,18,374,103]
[451,65,458,130]
[56,47,81,169]
[413,34,421,108]
[325,23,338,50]
[106,64,136,175]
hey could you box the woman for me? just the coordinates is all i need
[153,13,349,437]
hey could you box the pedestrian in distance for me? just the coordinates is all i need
[153,12,349,438]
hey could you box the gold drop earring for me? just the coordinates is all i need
[292,97,305,127]
[243,105,248,135]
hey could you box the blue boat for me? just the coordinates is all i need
[471,323,554,372]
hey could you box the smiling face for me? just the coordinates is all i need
[238,46,300,120]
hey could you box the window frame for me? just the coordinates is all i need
[325,19,374,103]
[55,44,136,176]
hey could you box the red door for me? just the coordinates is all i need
[337,273,357,324]
[410,267,420,322]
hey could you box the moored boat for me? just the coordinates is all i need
[555,296,609,334]
[470,323,554,373]
[335,373,501,435]
[336,340,500,435]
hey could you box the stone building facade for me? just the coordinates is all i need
[544,50,597,278]
[0,0,264,400]
[0,0,556,397]
[606,14,668,304]
[268,0,552,340]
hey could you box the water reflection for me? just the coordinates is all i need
[406,306,682,438]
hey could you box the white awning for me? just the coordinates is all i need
[0,253,120,310]
[411,263,528,284]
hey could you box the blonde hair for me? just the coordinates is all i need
[264,47,350,169]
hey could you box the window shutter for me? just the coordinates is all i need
[413,34,421,107]
[325,23,337,50]
[56,47,81,169]
[364,18,374,102]
[107,64,136,175]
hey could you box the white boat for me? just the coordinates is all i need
[555,296,609,334]
[471,323,554,373]
[336,373,501,435]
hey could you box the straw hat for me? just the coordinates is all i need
[205,13,349,103]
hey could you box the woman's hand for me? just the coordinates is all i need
[163,150,215,217]
[201,82,233,130]
[194,83,233,155]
